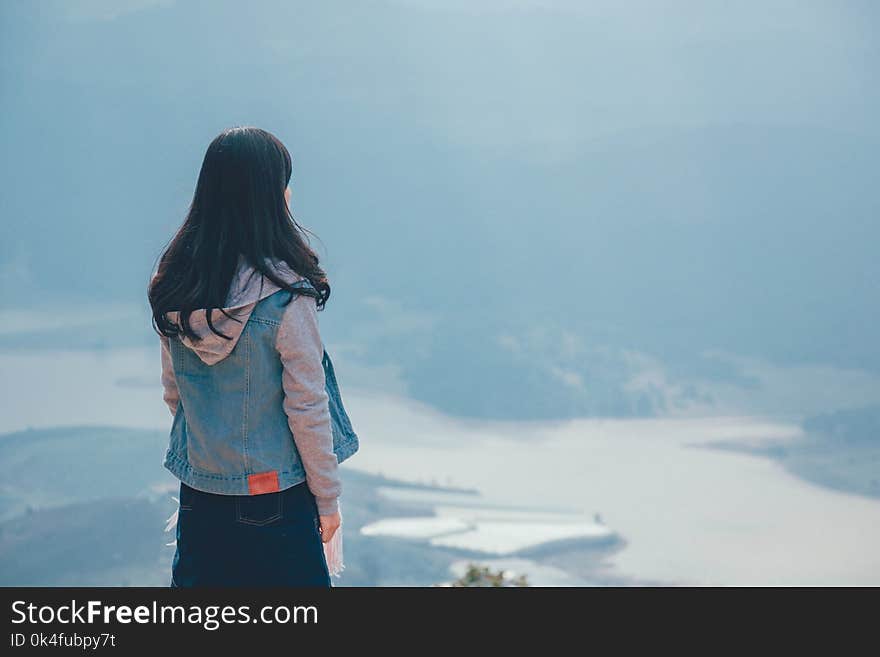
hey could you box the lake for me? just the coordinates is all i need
[2,345,878,585]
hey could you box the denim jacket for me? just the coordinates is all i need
[158,256,359,516]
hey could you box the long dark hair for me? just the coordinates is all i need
[148,126,330,342]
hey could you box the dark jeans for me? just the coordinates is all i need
[170,480,331,587]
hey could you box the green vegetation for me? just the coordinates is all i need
[450,564,529,587]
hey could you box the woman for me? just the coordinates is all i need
[148,126,359,587]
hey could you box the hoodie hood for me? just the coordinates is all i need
[165,255,305,366]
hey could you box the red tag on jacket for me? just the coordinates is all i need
[247,470,280,495]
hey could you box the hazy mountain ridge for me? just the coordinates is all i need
[691,405,880,500]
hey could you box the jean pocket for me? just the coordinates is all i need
[235,492,283,526]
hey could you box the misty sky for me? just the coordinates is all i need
[1,0,878,420]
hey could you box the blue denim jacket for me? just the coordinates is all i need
[162,278,359,500]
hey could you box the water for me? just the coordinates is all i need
[2,345,878,585]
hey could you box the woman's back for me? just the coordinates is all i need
[149,127,358,586]
[162,259,358,497]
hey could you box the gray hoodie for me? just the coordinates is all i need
[158,255,341,515]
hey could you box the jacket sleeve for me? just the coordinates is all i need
[159,334,180,416]
[276,292,341,515]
